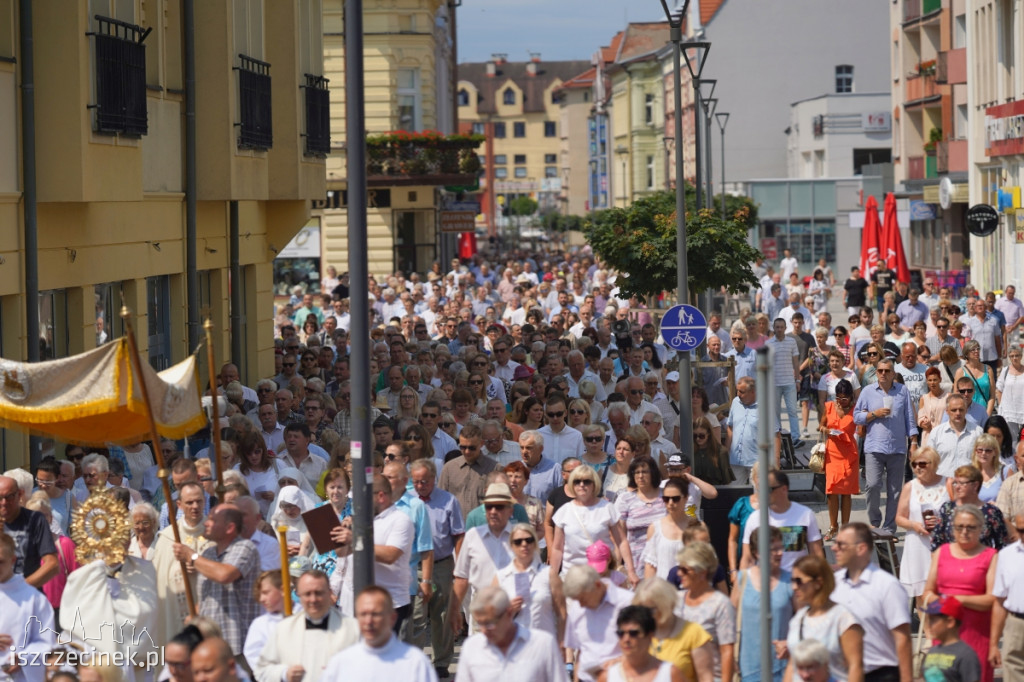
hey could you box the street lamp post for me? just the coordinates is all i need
[703,96,717,210]
[697,80,716,208]
[660,0,707,450]
[683,45,710,211]
[715,112,730,221]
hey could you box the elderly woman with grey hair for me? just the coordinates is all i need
[128,502,161,560]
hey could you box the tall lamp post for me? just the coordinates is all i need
[698,80,716,209]
[683,44,710,212]
[659,0,707,450]
[703,96,717,210]
[715,112,730,220]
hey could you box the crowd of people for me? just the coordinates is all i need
[3,246,1024,682]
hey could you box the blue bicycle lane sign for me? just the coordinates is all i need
[660,304,708,352]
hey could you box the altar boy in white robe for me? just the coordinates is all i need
[0,534,53,682]
[254,571,358,682]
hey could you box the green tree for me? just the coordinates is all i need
[509,196,538,219]
[585,189,763,304]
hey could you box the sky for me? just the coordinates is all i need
[456,0,670,64]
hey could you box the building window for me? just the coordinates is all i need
[494,122,506,138]
[147,276,172,370]
[503,88,515,105]
[91,16,148,136]
[38,290,69,360]
[514,167,527,178]
[514,154,526,164]
[835,65,853,93]
[645,94,654,124]
[545,166,557,178]
[494,154,507,165]
[472,122,485,135]
[458,89,470,106]
[397,68,420,131]
[544,153,557,164]
[646,155,654,189]
[237,54,273,150]
[544,121,557,137]
[495,168,508,179]
[303,74,330,157]
[514,122,526,138]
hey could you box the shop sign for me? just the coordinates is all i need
[965,204,999,237]
[985,100,1024,157]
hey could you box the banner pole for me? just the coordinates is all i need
[203,320,226,497]
[120,307,197,616]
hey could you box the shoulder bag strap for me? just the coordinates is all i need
[968,367,989,402]
[569,503,595,545]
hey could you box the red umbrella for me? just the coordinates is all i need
[860,195,882,277]
[882,192,910,282]
[458,231,478,259]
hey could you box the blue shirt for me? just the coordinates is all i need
[853,382,918,454]
[523,457,563,505]
[724,347,757,380]
[895,299,929,327]
[395,491,434,595]
[418,487,465,561]
[725,396,779,467]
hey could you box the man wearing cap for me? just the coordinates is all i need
[830,522,911,682]
[990,512,1024,677]
[448,482,515,634]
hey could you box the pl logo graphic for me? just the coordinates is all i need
[14,609,162,670]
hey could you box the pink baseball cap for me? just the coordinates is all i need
[586,540,612,573]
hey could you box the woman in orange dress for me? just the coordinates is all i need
[818,378,859,540]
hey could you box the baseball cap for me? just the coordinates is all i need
[666,452,691,469]
[586,540,612,573]
[920,596,963,621]
[665,371,680,382]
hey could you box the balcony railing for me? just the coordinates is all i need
[365,132,484,187]
[302,74,330,157]
[236,54,272,150]
[904,0,921,22]
[905,73,939,104]
[937,140,968,173]
[90,16,150,137]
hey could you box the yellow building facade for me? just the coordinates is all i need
[0,0,323,465]
[316,0,458,279]
[607,23,670,208]
[457,57,589,233]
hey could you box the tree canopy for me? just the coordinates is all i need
[584,188,763,304]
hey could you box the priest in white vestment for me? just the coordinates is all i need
[0,534,54,682]
[254,571,358,682]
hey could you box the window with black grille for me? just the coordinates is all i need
[237,54,273,150]
[90,16,150,137]
[303,74,330,157]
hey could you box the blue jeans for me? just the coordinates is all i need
[775,383,801,439]
[865,451,905,531]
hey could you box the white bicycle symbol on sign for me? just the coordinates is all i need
[672,331,696,346]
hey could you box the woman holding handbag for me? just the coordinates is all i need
[817,379,859,541]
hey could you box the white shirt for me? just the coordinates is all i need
[374,505,416,608]
[261,423,286,455]
[929,420,983,478]
[780,256,799,280]
[565,581,635,682]
[320,635,437,682]
[566,371,607,401]
[455,624,567,682]
[248,530,282,571]
[778,305,813,333]
[993,540,1024,613]
[553,500,619,573]
[484,440,522,468]
[831,563,910,672]
[495,560,557,637]
[743,501,822,570]
[494,360,520,383]
[536,424,585,464]
[454,522,513,592]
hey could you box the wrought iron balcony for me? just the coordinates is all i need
[90,16,149,137]
[236,54,272,150]
[365,132,484,187]
[303,74,330,157]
